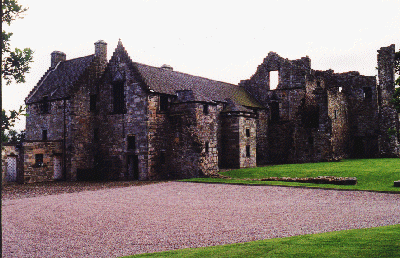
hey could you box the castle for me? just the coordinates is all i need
[3,40,399,183]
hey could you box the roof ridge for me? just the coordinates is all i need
[133,62,239,87]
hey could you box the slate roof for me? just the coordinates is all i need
[133,62,262,109]
[26,55,95,103]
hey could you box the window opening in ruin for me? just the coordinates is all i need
[338,87,343,92]
[127,135,136,150]
[113,82,125,114]
[203,104,209,115]
[159,95,169,111]
[40,96,50,114]
[269,71,279,90]
[317,81,321,88]
[90,94,97,112]
[160,152,166,164]
[363,87,372,100]
[246,145,250,157]
[35,154,43,167]
[42,129,47,141]
[246,128,250,137]
[205,142,209,153]
[334,110,337,119]
[270,101,280,122]
[93,128,99,142]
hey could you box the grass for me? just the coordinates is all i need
[124,224,400,257]
[183,158,400,192]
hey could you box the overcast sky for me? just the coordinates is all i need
[3,0,400,130]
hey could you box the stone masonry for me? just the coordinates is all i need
[10,40,399,183]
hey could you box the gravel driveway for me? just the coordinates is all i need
[2,182,400,257]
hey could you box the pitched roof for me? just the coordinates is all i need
[133,62,262,109]
[26,55,95,103]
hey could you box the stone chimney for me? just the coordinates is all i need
[51,51,66,68]
[94,40,107,63]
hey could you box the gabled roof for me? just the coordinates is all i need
[107,40,262,109]
[26,55,95,103]
[133,63,262,108]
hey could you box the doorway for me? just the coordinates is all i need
[127,155,139,180]
[6,156,17,182]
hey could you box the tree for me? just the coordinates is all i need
[391,50,400,113]
[1,0,33,137]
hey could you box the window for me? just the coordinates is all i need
[269,71,279,90]
[113,82,125,114]
[363,87,372,100]
[42,130,47,141]
[205,142,209,153]
[246,128,250,138]
[90,94,97,112]
[127,135,135,150]
[35,154,43,167]
[159,95,169,111]
[40,96,50,114]
[316,81,321,88]
[270,102,280,122]
[338,87,343,92]
[246,145,251,157]
[334,110,337,119]
[203,104,209,115]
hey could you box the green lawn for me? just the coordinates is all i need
[124,224,400,258]
[184,158,400,192]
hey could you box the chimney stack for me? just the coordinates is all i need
[94,40,107,63]
[51,51,66,68]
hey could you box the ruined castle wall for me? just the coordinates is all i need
[328,88,349,159]
[377,44,399,157]
[256,109,268,165]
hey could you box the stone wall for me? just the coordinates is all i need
[2,144,23,184]
[23,141,62,183]
[377,44,400,157]
[95,55,149,180]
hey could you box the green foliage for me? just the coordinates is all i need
[184,159,400,192]
[1,1,32,138]
[126,224,400,258]
[2,0,33,85]
[2,129,25,143]
[392,50,400,112]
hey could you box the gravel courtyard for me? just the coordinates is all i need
[2,181,400,258]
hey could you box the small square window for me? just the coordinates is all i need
[246,145,251,157]
[246,128,250,137]
[42,130,47,141]
[35,154,43,167]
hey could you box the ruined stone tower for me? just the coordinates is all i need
[377,44,400,157]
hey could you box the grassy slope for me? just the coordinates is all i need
[184,159,400,192]
[126,224,400,258]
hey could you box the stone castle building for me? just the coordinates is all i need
[3,40,399,183]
